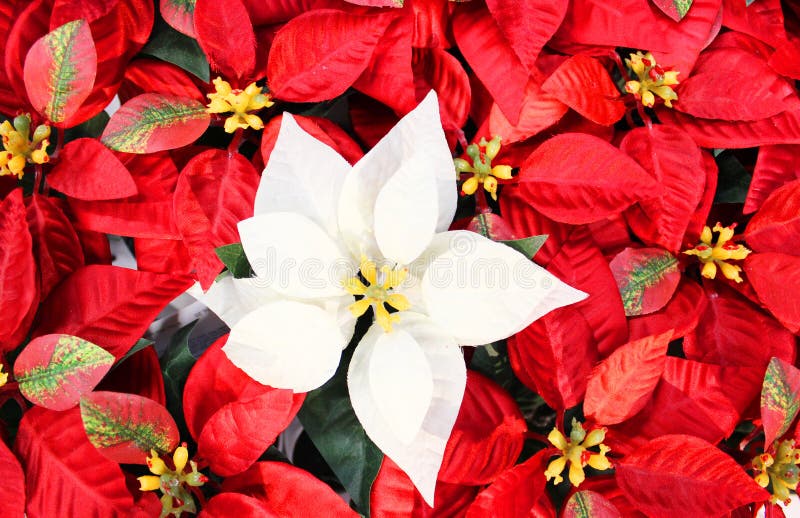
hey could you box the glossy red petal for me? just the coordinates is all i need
[47,138,138,200]
[658,108,800,148]
[97,345,167,405]
[745,180,800,254]
[0,439,25,518]
[488,76,569,144]
[745,145,800,214]
[118,58,204,102]
[744,252,800,333]
[413,48,471,133]
[722,0,785,48]
[195,0,255,83]
[628,278,706,341]
[199,493,278,518]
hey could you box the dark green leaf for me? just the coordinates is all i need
[112,338,154,370]
[298,348,382,517]
[140,17,209,81]
[215,243,252,278]
[64,110,110,142]
[500,235,548,259]
[160,321,198,440]
[714,152,752,204]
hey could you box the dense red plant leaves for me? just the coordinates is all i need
[370,457,479,517]
[651,0,693,22]
[628,279,706,341]
[161,0,196,37]
[412,48,471,134]
[761,357,800,448]
[498,191,572,266]
[222,461,358,517]
[488,76,568,143]
[183,336,305,476]
[563,490,621,518]
[451,1,528,125]
[683,283,796,368]
[745,252,800,333]
[23,19,97,125]
[33,265,192,358]
[118,58,204,103]
[15,334,113,411]
[97,346,166,405]
[617,435,770,517]
[0,190,38,352]
[769,39,800,80]
[541,55,626,126]
[0,438,25,518]
[585,331,671,426]
[15,407,137,518]
[0,1,28,116]
[657,108,800,148]
[199,493,278,518]
[621,125,706,252]
[683,150,718,246]
[579,477,646,517]
[174,149,260,288]
[439,371,526,485]
[79,391,179,464]
[268,9,395,102]
[4,0,55,106]
[465,449,556,518]
[195,0,255,84]
[745,145,800,214]
[485,0,568,72]
[47,138,138,200]
[609,248,681,317]
[26,194,84,298]
[675,48,800,121]
[133,238,192,275]
[722,0,786,48]
[49,0,119,26]
[517,133,658,224]
[745,180,800,254]
[408,0,449,48]
[606,358,762,454]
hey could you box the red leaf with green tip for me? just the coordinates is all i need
[585,331,671,425]
[195,0,255,83]
[15,334,114,411]
[617,435,770,517]
[267,9,395,103]
[563,490,621,518]
[47,138,138,200]
[541,55,626,126]
[651,0,693,21]
[0,438,25,518]
[610,248,680,317]
[79,391,179,464]
[15,407,136,517]
[517,133,658,224]
[174,149,260,289]
[761,357,800,447]
[101,93,210,153]
[744,180,800,254]
[744,253,800,333]
[162,0,196,37]
[23,19,97,125]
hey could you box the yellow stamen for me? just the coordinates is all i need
[173,445,189,473]
[206,77,273,133]
[544,419,611,488]
[138,475,161,491]
[146,450,167,475]
[752,441,800,504]
[0,114,50,179]
[348,298,372,318]
[342,257,411,332]
[138,444,207,516]
[683,223,750,283]
[624,51,679,109]
[457,135,513,201]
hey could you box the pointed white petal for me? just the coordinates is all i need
[421,231,587,345]
[348,314,466,506]
[189,275,281,328]
[374,153,438,265]
[338,91,456,260]
[255,114,350,238]
[224,301,346,392]
[238,212,354,299]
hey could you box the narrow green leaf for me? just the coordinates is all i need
[160,320,198,440]
[215,243,253,278]
[141,16,209,81]
[500,235,548,259]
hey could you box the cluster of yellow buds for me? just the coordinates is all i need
[343,255,411,332]
[544,418,612,487]
[455,135,513,201]
[206,77,274,133]
[624,51,679,108]
[752,439,800,505]
[0,114,50,179]
[138,443,207,518]
[684,223,751,283]
[0,364,7,387]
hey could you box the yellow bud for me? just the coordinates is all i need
[32,124,51,143]
[146,450,167,475]
[700,261,717,280]
[547,429,568,451]
[485,135,502,159]
[718,261,743,283]
[461,176,479,196]
[641,90,656,108]
[662,70,680,85]
[137,475,161,491]
[0,364,7,387]
[484,176,498,201]
[544,456,567,484]
[624,81,641,94]
[700,226,713,244]
[173,445,189,473]
[491,164,513,180]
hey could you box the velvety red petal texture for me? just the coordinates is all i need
[194,0,256,84]
[96,345,167,406]
[198,493,279,518]
[627,279,706,341]
[118,58,204,102]
[744,180,800,254]
[488,77,568,143]
[745,145,800,214]
[744,252,800,333]
[47,138,138,200]
[0,438,25,518]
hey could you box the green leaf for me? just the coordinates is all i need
[714,152,752,204]
[141,16,209,81]
[500,235,548,259]
[64,110,109,142]
[160,320,198,440]
[112,338,154,370]
[298,347,382,516]
[215,243,253,278]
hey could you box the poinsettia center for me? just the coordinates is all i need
[0,114,50,179]
[206,77,274,133]
[138,443,207,517]
[684,222,751,283]
[752,439,800,505]
[343,255,411,332]
[624,51,679,108]
[455,135,513,201]
[544,418,611,487]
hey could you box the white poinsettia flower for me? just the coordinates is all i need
[193,91,587,505]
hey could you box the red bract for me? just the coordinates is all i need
[46,138,138,200]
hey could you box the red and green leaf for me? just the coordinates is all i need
[23,19,97,124]
[563,490,621,518]
[617,435,770,517]
[162,0,197,37]
[610,248,680,317]
[79,391,179,464]
[15,334,114,411]
[584,331,672,426]
[651,0,693,21]
[46,138,138,200]
[101,93,210,153]
[761,357,800,447]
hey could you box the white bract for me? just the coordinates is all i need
[192,92,587,505]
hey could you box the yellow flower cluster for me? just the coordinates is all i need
[624,51,679,108]
[455,135,513,201]
[206,77,274,133]
[684,223,751,283]
[343,255,411,332]
[752,439,800,505]
[544,419,612,487]
[0,114,50,179]
[138,444,207,518]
